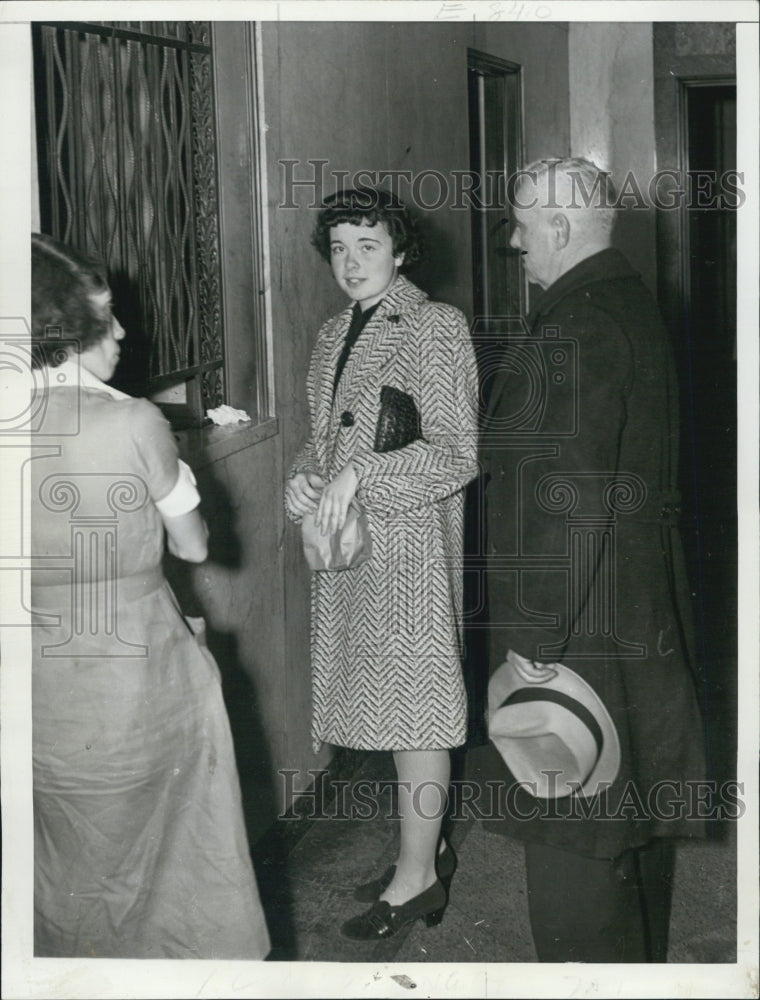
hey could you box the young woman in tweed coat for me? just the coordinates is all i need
[285,189,478,940]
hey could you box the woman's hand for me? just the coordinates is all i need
[286,471,325,519]
[315,462,358,535]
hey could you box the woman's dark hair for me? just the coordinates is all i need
[311,187,424,270]
[31,233,111,369]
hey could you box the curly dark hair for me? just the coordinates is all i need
[311,187,424,270]
[31,233,112,369]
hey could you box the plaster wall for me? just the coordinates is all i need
[568,22,658,293]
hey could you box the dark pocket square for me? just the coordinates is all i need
[373,385,422,453]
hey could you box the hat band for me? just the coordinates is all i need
[498,688,605,763]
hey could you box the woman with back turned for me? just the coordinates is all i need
[30,233,270,959]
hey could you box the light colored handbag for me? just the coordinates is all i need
[301,500,372,571]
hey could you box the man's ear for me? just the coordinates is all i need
[551,213,570,249]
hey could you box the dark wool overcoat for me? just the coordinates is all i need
[468,248,706,858]
[291,276,479,752]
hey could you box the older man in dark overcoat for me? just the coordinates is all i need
[468,158,706,962]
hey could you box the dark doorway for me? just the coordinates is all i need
[678,82,738,788]
[461,52,525,749]
[467,49,523,325]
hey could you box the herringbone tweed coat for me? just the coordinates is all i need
[291,276,479,752]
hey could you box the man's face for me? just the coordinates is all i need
[509,183,557,290]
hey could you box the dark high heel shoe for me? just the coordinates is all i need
[341,879,448,940]
[353,842,457,902]
[437,841,457,892]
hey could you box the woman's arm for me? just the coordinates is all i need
[350,304,479,517]
[285,325,333,521]
[127,399,208,560]
[162,508,209,563]
[286,435,327,522]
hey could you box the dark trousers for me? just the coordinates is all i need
[524,838,676,962]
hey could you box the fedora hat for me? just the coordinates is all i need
[488,650,621,799]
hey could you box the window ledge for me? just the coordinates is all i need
[175,417,279,469]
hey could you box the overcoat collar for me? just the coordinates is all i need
[329,275,428,414]
[311,276,429,471]
[528,248,637,326]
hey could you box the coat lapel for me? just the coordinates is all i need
[333,276,428,415]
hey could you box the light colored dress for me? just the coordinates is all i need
[30,363,270,959]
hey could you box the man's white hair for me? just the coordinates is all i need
[517,157,619,234]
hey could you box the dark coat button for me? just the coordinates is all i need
[340,410,354,426]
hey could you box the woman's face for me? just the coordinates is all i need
[329,220,404,311]
[77,288,126,382]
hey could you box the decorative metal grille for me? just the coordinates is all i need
[33,21,225,419]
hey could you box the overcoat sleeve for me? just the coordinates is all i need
[351,303,479,517]
[289,439,321,481]
[284,438,320,523]
[285,318,333,523]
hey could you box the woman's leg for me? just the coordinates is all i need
[380,748,450,905]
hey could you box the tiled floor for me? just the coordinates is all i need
[252,751,737,964]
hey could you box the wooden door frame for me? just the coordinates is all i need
[467,48,524,326]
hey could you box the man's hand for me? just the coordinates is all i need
[507,649,559,684]
[285,470,325,519]
[315,462,358,535]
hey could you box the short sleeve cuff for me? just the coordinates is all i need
[154,459,201,517]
